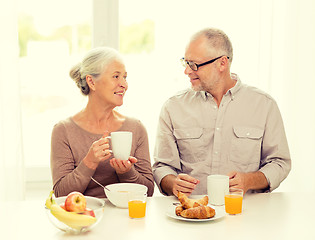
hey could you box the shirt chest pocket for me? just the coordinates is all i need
[174,128,205,162]
[230,126,264,171]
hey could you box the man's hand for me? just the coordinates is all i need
[161,173,199,196]
[228,172,248,192]
[228,171,269,193]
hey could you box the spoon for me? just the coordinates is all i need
[90,177,111,191]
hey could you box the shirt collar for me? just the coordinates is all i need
[227,73,242,100]
[201,73,242,101]
[201,91,209,100]
[192,90,209,101]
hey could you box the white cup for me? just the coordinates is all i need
[108,131,132,160]
[207,174,229,206]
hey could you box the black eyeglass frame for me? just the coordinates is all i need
[181,55,230,71]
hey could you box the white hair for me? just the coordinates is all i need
[69,47,123,95]
[191,28,233,63]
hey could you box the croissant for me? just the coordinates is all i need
[177,192,209,209]
[180,205,215,219]
[175,205,184,216]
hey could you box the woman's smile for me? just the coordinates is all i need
[114,90,125,96]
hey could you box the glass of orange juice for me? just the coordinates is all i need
[224,188,243,215]
[128,192,147,218]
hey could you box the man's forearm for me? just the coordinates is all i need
[246,171,269,191]
[160,174,176,196]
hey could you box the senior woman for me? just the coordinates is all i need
[50,47,154,197]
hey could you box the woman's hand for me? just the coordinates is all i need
[84,136,112,169]
[110,156,137,174]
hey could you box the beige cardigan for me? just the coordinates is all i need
[50,117,154,197]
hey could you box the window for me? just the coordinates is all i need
[18,0,92,181]
[117,0,263,157]
[118,0,190,153]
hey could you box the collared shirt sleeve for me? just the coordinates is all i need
[152,100,181,194]
[258,100,291,191]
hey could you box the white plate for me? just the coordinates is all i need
[166,205,226,222]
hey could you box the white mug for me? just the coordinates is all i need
[207,174,229,206]
[108,131,132,160]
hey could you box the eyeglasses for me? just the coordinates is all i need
[180,55,229,71]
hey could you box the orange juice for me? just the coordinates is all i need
[225,194,243,214]
[128,200,146,218]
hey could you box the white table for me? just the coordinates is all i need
[1,192,314,240]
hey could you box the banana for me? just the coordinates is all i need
[45,190,55,209]
[45,191,97,231]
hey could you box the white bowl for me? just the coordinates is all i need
[104,183,148,208]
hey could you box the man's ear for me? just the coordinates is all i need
[86,75,96,91]
[219,56,229,72]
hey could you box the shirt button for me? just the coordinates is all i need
[216,127,220,131]
[246,132,250,136]
[214,151,218,154]
[213,106,217,109]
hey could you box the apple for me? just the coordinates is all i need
[82,207,96,217]
[64,191,87,212]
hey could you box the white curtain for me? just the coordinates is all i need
[0,0,25,201]
[260,0,315,192]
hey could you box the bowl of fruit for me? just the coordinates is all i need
[45,191,105,234]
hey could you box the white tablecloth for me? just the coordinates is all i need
[1,192,314,240]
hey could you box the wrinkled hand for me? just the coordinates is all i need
[172,173,200,197]
[86,136,111,166]
[228,171,248,193]
[110,156,137,174]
